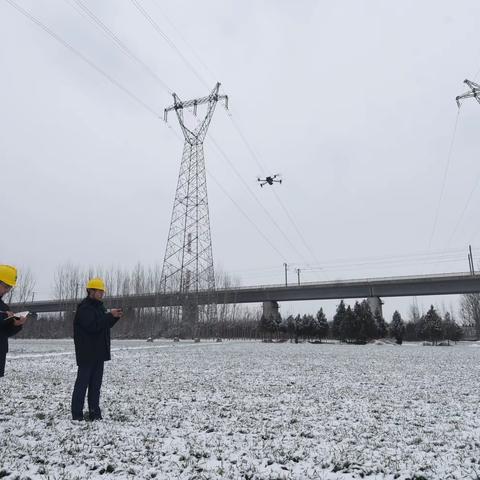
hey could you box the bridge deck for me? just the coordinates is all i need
[10,272,480,313]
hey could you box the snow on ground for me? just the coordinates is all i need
[2,340,480,479]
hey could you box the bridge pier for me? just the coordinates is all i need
[263,301,281,323]
[182,301,199,338]
[367,296,383,318]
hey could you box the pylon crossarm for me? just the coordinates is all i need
[465,79,480,90]
[164,82,228,122]
[165,93,228,114]
[456,79,480,107]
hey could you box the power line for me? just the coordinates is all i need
[64,0,173,94]
[280,247,475,274]
[428,108,461,249]
[129,0,210,89]
[227,111,322,266]
[441,77,480,253]
[4,0,161,118]
[225,250,473,283]
[221,247,475,273]
[299,248,473,270]
[145,0,218,83]
[473,57,480,80]
[317,254,470,272]
[445,168,480,248]
[207,134,311,264]
[205,169,288,261]
[469,215,480,244]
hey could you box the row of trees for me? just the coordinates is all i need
[260,308,329,342]
[401,309,463,344]
[260,300,464,345]
[331,300,387,343]
[260,300,389,343]
[18,309,264,340]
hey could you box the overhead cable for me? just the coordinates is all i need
[4,0,161,118]
[65,0,173,94]
[129,0,210,89]
[428,108,461,249]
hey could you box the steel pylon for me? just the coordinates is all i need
[160,83,228,337]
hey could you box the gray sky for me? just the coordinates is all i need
[2,0,480,320]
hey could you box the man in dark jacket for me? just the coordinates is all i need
[0,265,27,378]
[71,277,123,421]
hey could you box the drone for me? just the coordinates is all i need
[257,174,282,188]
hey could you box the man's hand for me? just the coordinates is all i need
[13,316,27,326]
[6,311,15,318]
[110,308,124,319]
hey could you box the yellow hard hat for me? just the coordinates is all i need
[0,265,17,287]
[86,278,106,292]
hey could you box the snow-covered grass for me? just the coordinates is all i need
[2,340,480,479]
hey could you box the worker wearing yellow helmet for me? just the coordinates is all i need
[0,265,28,377]
[71,277,123,421]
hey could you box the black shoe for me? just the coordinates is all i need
[72,415,84,421]
[87,412,102,421]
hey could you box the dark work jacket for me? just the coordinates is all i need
[0,297,22,355]
[73,297,119,367]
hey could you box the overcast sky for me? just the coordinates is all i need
[2,0,480,320]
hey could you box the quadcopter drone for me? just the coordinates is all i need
[257,174,282,187]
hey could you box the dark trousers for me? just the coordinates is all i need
[71,361,104,419]
[0,352,5,378]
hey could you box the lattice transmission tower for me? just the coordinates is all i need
[160,83,228,337]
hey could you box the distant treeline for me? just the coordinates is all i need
[17,300,464,344]
[16,308,263,340]
[260,300,464,345]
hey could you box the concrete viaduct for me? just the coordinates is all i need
[11,272,480,318]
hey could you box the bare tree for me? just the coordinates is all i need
[52,263,83,300]
[408,303,421,323]
[460,293,480,339]
[7,267,36,304]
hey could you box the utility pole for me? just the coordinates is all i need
[469,245,475,275]
[161,83,228,336]
[283,263,288,287]
[296,268,301,285]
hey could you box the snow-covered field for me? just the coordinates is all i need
[2,340,480,479]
